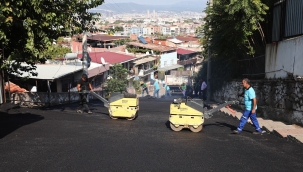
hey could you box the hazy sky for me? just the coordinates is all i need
[104,0,208,5]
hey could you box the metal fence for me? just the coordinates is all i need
[272,0,303,42]
[238,55,266,80]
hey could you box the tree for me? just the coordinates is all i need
[45,45,71,59]
[106,64,128,94]
[0,0,105,76]
[195,0,275,94]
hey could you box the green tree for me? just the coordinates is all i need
[195,0,275,94]
[45,45,71,59]
[107,64,128,94]
[0,0,104,76]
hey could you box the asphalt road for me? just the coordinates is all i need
[1,98,303,172]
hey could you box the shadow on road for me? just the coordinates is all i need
[0,103,44,139]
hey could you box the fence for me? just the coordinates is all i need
[272,0,303,42]
[238,55,266,80]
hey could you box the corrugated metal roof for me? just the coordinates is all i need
[18,64,83,80]
[133,57,156,65]
[78,52,136,65]
[127,42,176,52]
[167,38,183,44]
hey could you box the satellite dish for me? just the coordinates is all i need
[100,57,106,64]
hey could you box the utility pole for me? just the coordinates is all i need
[82,32,88,75]
[206,0,213,102]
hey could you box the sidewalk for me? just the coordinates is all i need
[209,102,303,144]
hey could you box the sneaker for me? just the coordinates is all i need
[88,111,93,114]
[233,130,240,134]
[76,110,83,113]
[253,130,266,135]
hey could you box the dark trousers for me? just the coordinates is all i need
[77,93,90,111]
[202,89,207,100]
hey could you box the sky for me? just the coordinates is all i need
[104,0,208,5]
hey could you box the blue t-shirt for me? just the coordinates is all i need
[154,80,160,91]
[244,87,257,111]
[165,85,170,90]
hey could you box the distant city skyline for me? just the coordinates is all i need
[104,0,208,6]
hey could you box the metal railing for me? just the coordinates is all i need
[177,58,197,65]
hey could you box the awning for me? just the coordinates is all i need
[158,64,183,71]
[133,57,156,65]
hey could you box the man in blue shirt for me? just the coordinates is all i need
[233,78,266,134]
[164,83,171,97]
[153,79,160,98]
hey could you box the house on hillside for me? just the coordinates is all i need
[75,34,128,49]
[127,42,182,73]
[11,58,109,93]
[77,51,157,82]
[177,48,201,72]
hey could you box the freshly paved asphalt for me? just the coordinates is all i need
[1,98,303,172]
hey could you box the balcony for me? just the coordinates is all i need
[177,58,197,65]
[127,68,155,79]
[143,68,156,75]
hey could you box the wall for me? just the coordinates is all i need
[165,75,190,85]
[266,35,303,79]
[11,91,106,107]
[159,52,178,68]
[213,80,303,125]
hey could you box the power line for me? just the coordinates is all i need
[108,0,129,14]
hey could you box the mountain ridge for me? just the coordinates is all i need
[90,2,207,13]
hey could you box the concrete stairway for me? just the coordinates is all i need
[219,106,303,144]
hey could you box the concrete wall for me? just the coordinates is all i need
[159,52,178,68]
[213,80,303,125]
[165,75,190,85]
[11,91,106,107]
[265,35,303,79]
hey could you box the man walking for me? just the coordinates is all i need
[164,83,171,97]
[201,79,207,100]
[233,78,266,134]
[140,81,149,97]
[153,79,160,98]
[77,74,93,114]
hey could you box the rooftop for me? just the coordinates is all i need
[177,48,196,55]
[87,34,128,41]
[127,42,176,52]
[169,36,199,42]
[78,52,136,65]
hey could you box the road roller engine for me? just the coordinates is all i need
[169,98,239,132]
[88,91,139,120]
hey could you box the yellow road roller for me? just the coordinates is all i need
[169,98,238,132]
[90,92,139,120]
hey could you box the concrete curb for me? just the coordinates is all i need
[216,105,303,144]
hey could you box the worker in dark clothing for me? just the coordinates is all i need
[77,74,93,114]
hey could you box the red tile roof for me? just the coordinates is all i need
[177,48,196,55]
[127,42,176,52]
[78,52,135,65]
